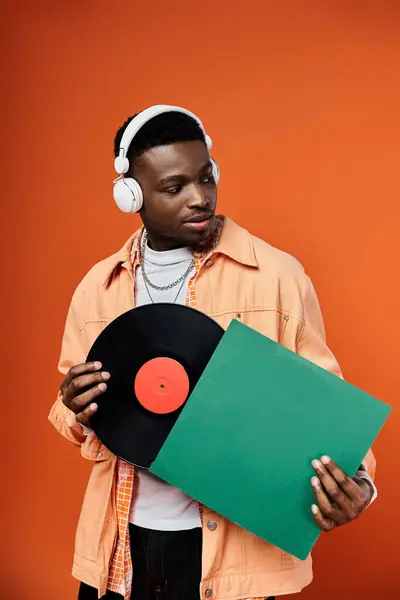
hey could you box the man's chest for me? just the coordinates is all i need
[79,262,303,356]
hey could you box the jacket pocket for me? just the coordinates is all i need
[212,308,300,351]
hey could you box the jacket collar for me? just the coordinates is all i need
[103,216,258,287]
[215,216,258,268]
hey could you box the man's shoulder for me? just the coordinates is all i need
[221,217,305,277]
[83,251,122,285]
[250,232,305,276]
[245,230,311,303]
[72,232,137,299]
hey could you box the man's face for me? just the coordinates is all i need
[132,140,218,251]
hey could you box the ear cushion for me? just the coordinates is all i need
[210,158,220,184]
[113,178,143,213]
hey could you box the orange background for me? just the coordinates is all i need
[2,1,400,599]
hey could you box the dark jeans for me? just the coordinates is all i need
[78,524,275,600]
[79,524,202,600]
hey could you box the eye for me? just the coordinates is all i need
[200,173,214,184]
[165,185,182,195]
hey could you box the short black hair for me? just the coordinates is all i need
[113,111,206,163]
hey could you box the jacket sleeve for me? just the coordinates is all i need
[48,287,112,462]
[296,276,376,482]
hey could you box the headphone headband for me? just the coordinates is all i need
[112,104,219,214]
[114,104,212,175]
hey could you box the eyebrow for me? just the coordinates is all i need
[158,160,212,187]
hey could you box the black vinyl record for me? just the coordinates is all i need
[86,303,224,468]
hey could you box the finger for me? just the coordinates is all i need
[311,477,348,526]
[66,371,110,402]
[312,459,355,518]
[321,456,365,507]
[70,381,108,414]
[311,504,337,532]
[61,361,102,395]
[76,402,99,427]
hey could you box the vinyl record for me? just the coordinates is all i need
[86,303,224,468]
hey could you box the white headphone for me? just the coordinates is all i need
[113,104,220,213]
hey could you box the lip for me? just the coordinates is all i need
[184,217,212,232]
[186,213,213,223]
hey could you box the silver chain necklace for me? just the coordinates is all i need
[140,230,195,304]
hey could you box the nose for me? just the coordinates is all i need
[187,183,208,209]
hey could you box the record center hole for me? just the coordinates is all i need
[160,384,165,388]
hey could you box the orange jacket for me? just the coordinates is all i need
[49,217,375,599]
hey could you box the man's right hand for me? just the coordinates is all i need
[60,362,110,427]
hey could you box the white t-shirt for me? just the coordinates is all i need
[129,242,201,530]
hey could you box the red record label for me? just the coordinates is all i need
[134,357,190,414]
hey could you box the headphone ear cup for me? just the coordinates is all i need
[210,158,220,184]
[113,178,144,213]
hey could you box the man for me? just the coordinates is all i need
[49,105,377,600]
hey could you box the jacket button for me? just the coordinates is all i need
[205,259,214,268]
[97,452,103,457]
[207,520,217,531]
[205,589,213,598]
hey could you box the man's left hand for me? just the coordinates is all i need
[311,456,373,532]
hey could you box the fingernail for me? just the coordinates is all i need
[311,477,320,488]
[321,455,330,464]
[102,371,110,380]
[312,460,322,469]
[91,403,98,412]
[311,504,319,515]
[98,382,107,391]
[94,361,102,369]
